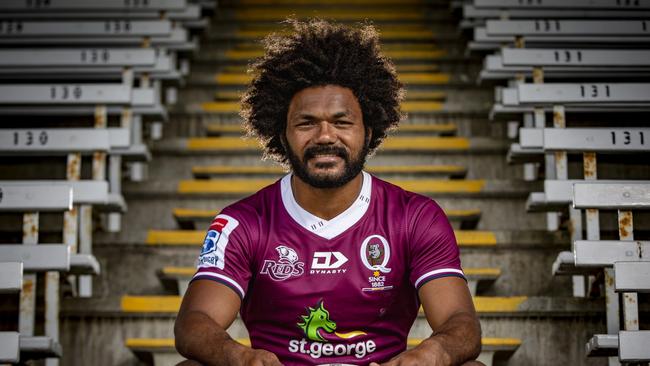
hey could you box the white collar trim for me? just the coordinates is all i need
[280,171,372,240]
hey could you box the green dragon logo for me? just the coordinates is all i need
[297,300,366,342]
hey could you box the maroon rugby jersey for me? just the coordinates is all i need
[193,171,465,365]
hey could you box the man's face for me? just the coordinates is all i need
[285,85,370,189]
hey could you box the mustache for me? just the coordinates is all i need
[303,145,349,161]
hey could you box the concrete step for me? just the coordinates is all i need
[57,310,607,366]
[204,23,461,42]
[61,294,605,318]
[97,196,547,235]
[190,164,468,179]
[124,337,519,366]
[189,72,473,87]
[171,207,481,229]
[144,155,520,180]
[152,136,508,155]
[123,178,537,199]
[194,44,476,64]
[211,7,450,22]
[158,113,504,140]
[144,229,565,248]
[157,265,500,296]
[205,121,458,136]
[174,100,491,116]
[202,65,447,78]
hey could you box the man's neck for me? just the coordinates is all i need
[290,172,364,221]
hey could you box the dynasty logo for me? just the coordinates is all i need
[260,245,305,281]
[288,300,376,360]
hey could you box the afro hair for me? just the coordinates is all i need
[240,18,405,164]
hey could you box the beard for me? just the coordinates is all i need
[286,135,370,189]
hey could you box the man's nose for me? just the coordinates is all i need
[314,121,337,144]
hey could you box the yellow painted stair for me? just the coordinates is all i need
[125,337,520,350]
[183,136,471,151]
[172,207,482,230]
[214,86,445,101]
[120,295,525,314]
[205,122,456,136]
[125,336,520,364]
[191,164,467,179]
[213,72,450,86]
[175,179,485,195]
[224,49,448,61]
[145,229,497,247]
[232,9,426,21]
[201,100,445,113]
[157,266,500,295]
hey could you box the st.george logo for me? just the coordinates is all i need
[260,245,305,281]
[288,300,376,360]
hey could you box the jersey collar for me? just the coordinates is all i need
[280,171,372,240]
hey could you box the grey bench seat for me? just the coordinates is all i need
[508,127,650,163]
[525,180,642,212]
[0,244,100,275]
[552,241,650,276]
[474,0,650,9]
[587,332,650,361]
[0,262,22,294]
[0,180,125,212]
[0,49,180,81]
[0,28,196,51]
[19,336,63,360]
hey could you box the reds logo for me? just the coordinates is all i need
[260,245,305,281]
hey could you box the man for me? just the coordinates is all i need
[175,19,483,366]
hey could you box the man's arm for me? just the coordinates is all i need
[371,277,482,366]
[174,280,282,366]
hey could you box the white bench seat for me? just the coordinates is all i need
[553,241,650,276]
[0,332,19,363]
[474,0,650,9]
[19,336,62,360]
[614,262,650,293]
[573,182,650,210]
[587,332,650,361]
[0,180,125,212]
[586,334,618,357]
[464,4,650,20]
[0,262,22,294]
[0,183,72,212]
[525,180,641,212]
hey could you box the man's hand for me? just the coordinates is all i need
[369,338,449,366]
[177,346,283,366]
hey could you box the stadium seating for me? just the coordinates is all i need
[0,0,213,364]
[466,1,650,363]
[2,0,648,365]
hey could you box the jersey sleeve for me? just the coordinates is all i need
[192,212,253,299]
[408,198,465,290]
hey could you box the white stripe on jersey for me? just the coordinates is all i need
[193,271,245,298]
[414,268,465,288]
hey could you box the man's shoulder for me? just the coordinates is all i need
[219,177,281,225]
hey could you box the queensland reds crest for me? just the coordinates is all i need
[260,245,305,281]
[360,235,392,273]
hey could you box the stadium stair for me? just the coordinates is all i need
[57,0,618,365]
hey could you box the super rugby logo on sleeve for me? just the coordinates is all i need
[198,214,239,270]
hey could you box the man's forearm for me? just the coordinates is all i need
[174,310,244,366]
[422,311,482,365]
